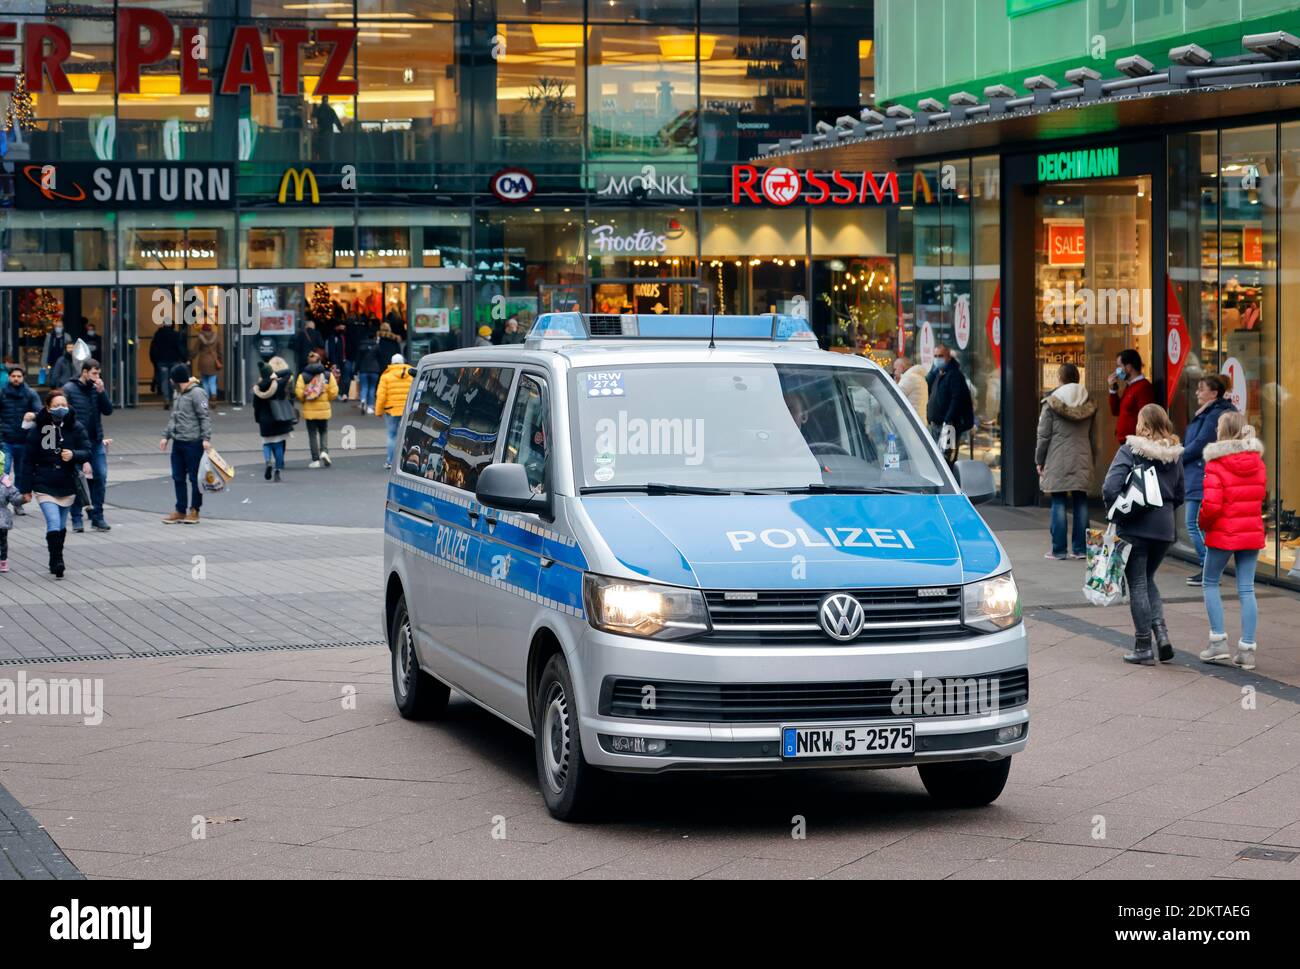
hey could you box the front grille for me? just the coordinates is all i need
[697,587,974,645]
[601,667,1029,723]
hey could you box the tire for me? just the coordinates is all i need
[389,596,449,720]
[918,757,1012,807]
[533,653,604,822]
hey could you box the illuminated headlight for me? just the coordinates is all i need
[962,572,1022,632]
[583,574,709,640]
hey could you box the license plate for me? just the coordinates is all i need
[781,723,915,759]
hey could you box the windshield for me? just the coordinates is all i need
[570,363,950,493]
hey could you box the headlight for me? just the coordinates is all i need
[962,572,1021,632]
[582,574,710,640]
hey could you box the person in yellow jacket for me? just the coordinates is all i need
[375,353,413,469]
[294,350,339,468]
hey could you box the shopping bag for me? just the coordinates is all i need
[205,447,235,483]
[72,467,93,508]
[1083,523,1131,607]
[348,376,360,401]
[199,448,235,492]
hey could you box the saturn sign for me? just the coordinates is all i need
[490,168,536,203]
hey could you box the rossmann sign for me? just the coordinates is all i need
[731,165,900,206]
[0,9,357,96]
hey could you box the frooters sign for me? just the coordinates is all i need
[590,224,668,255]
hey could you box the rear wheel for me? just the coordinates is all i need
[534,653,604,821]
[389,596,449,720]
[918,757,1011,807]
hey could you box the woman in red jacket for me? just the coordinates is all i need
[1197,411,1266,670]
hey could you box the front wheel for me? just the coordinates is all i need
[533,653,604,821]
[918,757,1011,807]
[389,596,449,720]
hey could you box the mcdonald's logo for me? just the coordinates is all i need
[278,167,319,204]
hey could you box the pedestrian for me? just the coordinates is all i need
[1,364,41,513]
[62,358,113,533]
[925,344,974,464]
[376,322,402,367]
[294,350,338,468]
[80,317,102,363]
[49,338,77,389]
[326,322,352,401]
[18,389,91,578]
[1180,374,1236,587]
[295,319,326,369]
[354,332,382,415]
[503,318,526,344]
[1102,403,1185,665]
[158,364,212,524]
[150,319,187,409]
[0,453,24,573]
[375,353,413,470]
[252,356,294,483]
[190,322,222,400]
[40,320,67,379]
[1197,411,1266,670]
[475,325,494,347]
[1035,362,1096,560]
[1107,348,1155,447]
[892,354,928,416]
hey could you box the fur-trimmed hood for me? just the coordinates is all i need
[1203,435,1265,463]
[1125,434,1184,464]
[1044,384,1096,421]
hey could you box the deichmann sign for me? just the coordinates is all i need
[0,11,357,96]
[16,162,233,209]
[1037,146,1121,182]
[731,165,900,206]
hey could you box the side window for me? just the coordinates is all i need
[502,374,549,495]
[400,367,459,479]
[437,366,515,491]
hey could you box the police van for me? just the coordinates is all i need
[383,313,1027,820]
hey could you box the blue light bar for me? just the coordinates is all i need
[526,313,816,343]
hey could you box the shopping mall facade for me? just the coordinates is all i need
[0,0,884,406]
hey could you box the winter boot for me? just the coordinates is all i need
[1151,619,1174,663]
[265,460,273,480]
[273,469,282,482]
[1233,641,1257,671]
[47,530,66,578]
[1123,633,1154,665]
[1199,632,1230,664]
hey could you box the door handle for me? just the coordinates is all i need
[467,508,480,524]
[539,555,554,569]
[484,512,499,528]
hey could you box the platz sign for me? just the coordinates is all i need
[0,10,358,96]
[732,164,900,206]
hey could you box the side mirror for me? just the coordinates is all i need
[954,459,995,505]
[476,462,549,517]
[407,367,417,378]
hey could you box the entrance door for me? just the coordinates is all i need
[1034,175,1154,492]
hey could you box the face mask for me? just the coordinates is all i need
[51,406,69,419]
[1114,366,1126,380]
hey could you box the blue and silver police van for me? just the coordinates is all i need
[383,313,1027,820]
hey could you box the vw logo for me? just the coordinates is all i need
[819,593,866,642]
[490,167,536,202]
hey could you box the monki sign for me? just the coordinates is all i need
[1037,146,1120,182]
[0,9,358,96]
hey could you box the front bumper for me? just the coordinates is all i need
[571,622,1030,772]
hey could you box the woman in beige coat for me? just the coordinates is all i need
[191,324,222,400]
[1036,363,1097,559]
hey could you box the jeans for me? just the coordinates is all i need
[1203,546,1259,644]
[358,372,378,410]
[170,440,205,514]
[1,441,26,487]
[262,440,286,470]
[1125,538,1171,637]
[158,364,178,404]
[1050,491,1089,557]
[1185,499,1206,569]
[338,361,354,399]
[38,499,70,533]
[306,419,329,460]
[385,414,401,466]
[200,374,218,399]
[70,441,108,527]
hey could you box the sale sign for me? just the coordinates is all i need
[986,284,1002,368]
[954,294,971,349]
[1165,278,1190,406]
[1046,220,1085,267]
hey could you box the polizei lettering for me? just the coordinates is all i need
[434,524,471,567]
[726,527,915,552]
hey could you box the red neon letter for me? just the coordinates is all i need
[219,26,272,95]
[272,27,310,96]
[25,23,72,94]
[0,22,16,93]
[830,170,856,204]
[859,171,900,204]
[312,28,358,96]
[116,8,172,95]
[732,165,760,204]
[804,170,831,205]
[179,26,213,95]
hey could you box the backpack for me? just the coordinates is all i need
[1107,456,1163,524]
[303,374,326,400]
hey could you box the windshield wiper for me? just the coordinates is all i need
[778,483,922,495]
[580,482,758,496]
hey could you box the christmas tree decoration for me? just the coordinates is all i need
[17,289,64,341]
[5,73,35,136]
[309,281,333,324]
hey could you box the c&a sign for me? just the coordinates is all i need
[731,164,900,206]
[0,9,358,96]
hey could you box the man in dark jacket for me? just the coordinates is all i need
[1,366,41,510]
[926,345,975,465]
[150,321,187,409]
[296,320,326,369]
[326,323,352,401]
[63,358,114,533]
[1180,374,1237,586]
[159,365,212,524]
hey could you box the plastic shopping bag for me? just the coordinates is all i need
[198,448,235,493]
[1083,523,1131,607]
